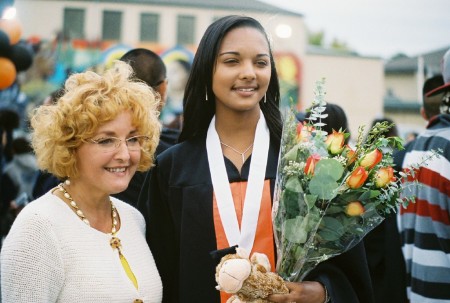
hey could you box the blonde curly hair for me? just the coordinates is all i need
[30,61,161,179]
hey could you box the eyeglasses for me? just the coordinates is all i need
[88,135,149,153]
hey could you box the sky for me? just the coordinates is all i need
[261,0,450,59]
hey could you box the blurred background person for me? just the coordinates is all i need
[32,87,65,199]
[0,137,38,249]
[114,48,180,205]
[1,61,163,302]
[162,58,192,130]
[363,116,408,303]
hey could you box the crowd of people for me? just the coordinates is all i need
[0,14,449,303]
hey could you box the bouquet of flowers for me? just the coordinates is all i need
[272,79,437,282]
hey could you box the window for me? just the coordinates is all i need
[63,8,85,39]
[140,13,159,42]
[177,15,195,45]
[102,10,122,40]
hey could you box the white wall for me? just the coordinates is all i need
[302,54,385,139]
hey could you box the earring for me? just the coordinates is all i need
[264,93,267,103]
[205,89,208,102]
[65,178,71,186]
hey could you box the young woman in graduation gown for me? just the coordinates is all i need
[138,15,375,303]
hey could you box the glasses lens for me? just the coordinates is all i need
[126,136,148,151]
[92,136,148,152]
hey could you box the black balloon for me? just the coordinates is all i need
[0,29,11,56]
[9,42,33,72]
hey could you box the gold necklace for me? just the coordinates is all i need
[220,141,253,164]
[57,183,121,249]
[57,183,138,289]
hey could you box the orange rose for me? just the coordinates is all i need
[304,154,321,175]
[346,166,368,189]
[375,166,396,188]
[325,130,345,154]
[296,122,312,143]
[346,201,365,216]
[360,149,382,169]
[343,145,357,165]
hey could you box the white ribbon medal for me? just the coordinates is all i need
[206,111,270,253]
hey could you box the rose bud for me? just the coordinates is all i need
[304,154,321,175]
[346,166,369,189]
[375,166,396,188]
[346,201,365,216]
[343,145,357,165]
[296,122,312,143]
[360,149,382,169]
[325,130,345,154]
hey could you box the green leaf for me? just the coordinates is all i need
[284,144,300,162]
[285,176,303,193]
[318,216,344,241]
[358,190,380,201]
[305,194,318,210]
[284,216,309,244]
[309,175,339,200]
[315,159,344,181]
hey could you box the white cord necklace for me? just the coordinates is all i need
[220,141,254,164]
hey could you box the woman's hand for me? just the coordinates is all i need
[267,281,326,303]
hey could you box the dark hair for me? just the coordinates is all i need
[0,109,20,131]
[305,103,350,142]
[422,74,444,119]
[179,15,282,142]
[305,103,349,134]
[371,117,399,137]
[12,137,33,155]
[120,48,167,88]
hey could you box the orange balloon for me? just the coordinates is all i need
[0,57,16,89]
[0,18,22,45]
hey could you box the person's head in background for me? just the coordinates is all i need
[305,103,350,143]
[421,74,444,120]
[120,48,167,111]
[167,59,191,100]
[11,137,34,156]
[179,15,282,142]
[30,61,161,189]
[425,48,450,115]
[370,117,399,138]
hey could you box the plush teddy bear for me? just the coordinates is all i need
[215,247,289,303]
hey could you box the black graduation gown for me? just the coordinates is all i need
[138,133,375,303]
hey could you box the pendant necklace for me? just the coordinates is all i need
[57,183,138,289]
[220,141,254,164]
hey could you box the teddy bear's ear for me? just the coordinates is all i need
[236,247,250,259]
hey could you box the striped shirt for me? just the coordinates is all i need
[398,114,450,303]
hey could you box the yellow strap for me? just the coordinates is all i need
[119,251,138,289]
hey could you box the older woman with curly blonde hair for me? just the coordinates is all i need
[0,61,163,303]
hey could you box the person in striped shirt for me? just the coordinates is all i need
[398,48,450,303]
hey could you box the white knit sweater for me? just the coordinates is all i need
[0,192,162,303]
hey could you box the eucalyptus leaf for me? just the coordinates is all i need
[286,177,303,193]
[284,216,309,244]
[315,159,344,180]
[318,216,345,241]
[358,190,380,201]
[284,144,300,162]
[309,175,339,200]
[305,194,318,210]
